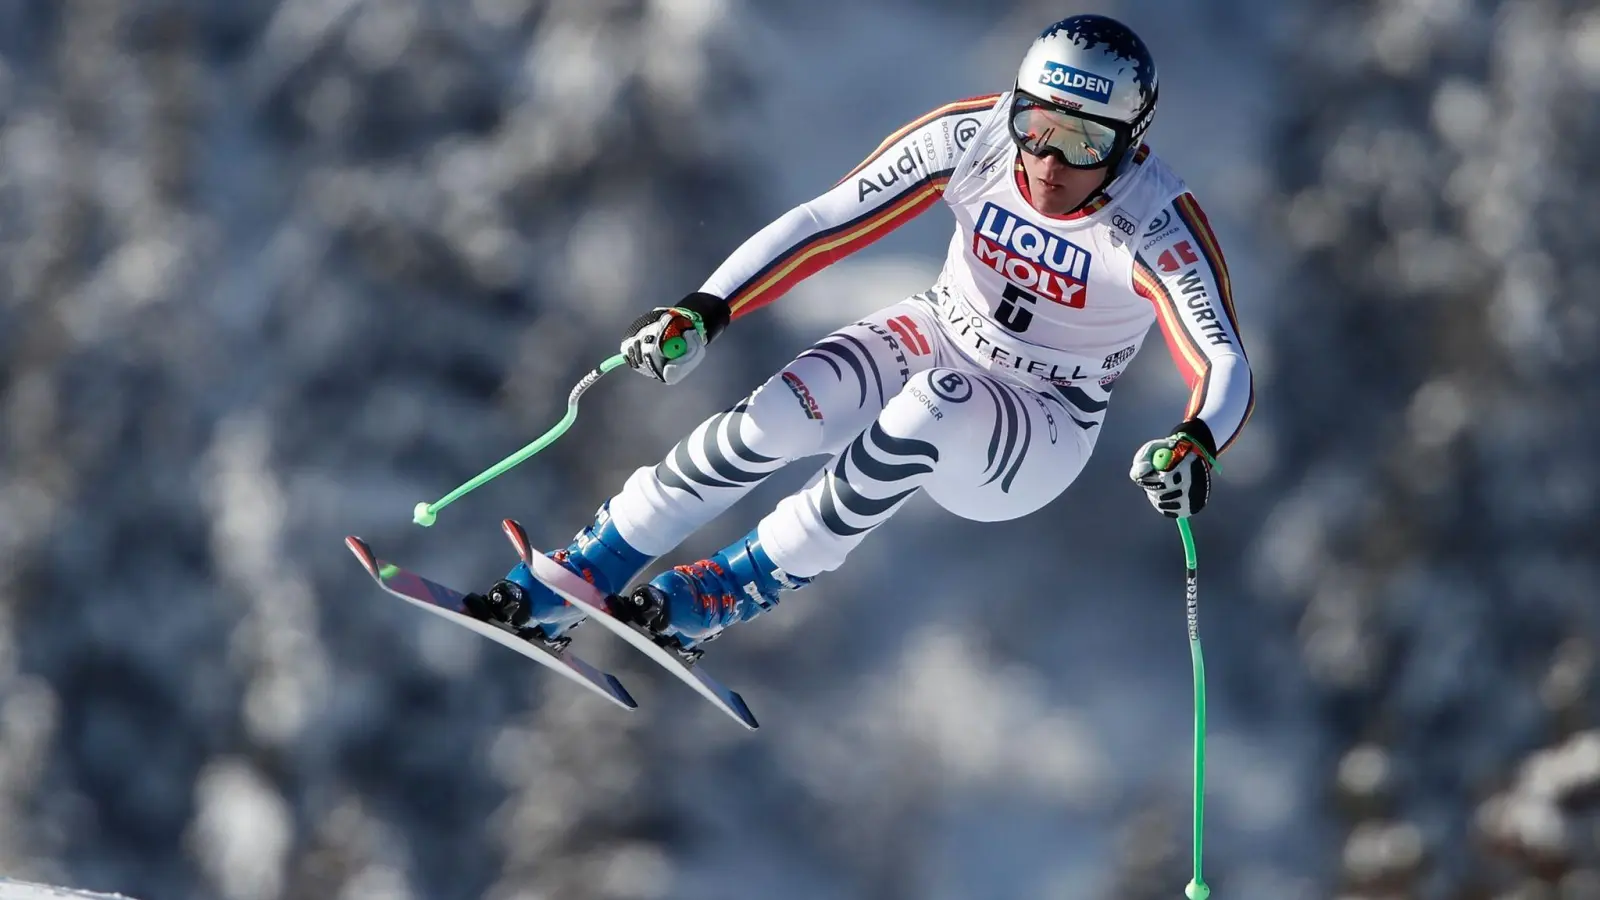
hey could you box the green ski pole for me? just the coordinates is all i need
[1178,517,1208,900]
[1151,445,1210,900]
[411,334,692,527]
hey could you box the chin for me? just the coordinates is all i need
[1031,182,1067,203]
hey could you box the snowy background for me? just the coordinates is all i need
[1,1,1597,898]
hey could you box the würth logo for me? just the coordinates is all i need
[886,315,930,356]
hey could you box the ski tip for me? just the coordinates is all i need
[607,675,640,710]
[728,692,759,731]
[501,519,533,564]
[345,536,380,578]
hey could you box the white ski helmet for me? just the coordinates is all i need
[1009,15,1159,169]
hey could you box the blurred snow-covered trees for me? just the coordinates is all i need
[1,2,1596,898]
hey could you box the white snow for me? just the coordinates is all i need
[0,877,138,900]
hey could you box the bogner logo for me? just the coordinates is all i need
[954,117,981,150]
[972,202,1091,306]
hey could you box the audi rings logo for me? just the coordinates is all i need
[954,117,981,151]
[929,371,973,403]
[1144,210,1171,236]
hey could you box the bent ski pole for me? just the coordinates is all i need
[412,354,625,526]
[411,336,690,527]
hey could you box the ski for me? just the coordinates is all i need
[501,519,760,730]
[343,535,638,711]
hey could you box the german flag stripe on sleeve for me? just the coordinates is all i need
[1171,193,1241,338]
[1171,193,1255,451]
[728,174,951,317]
[836,95,1000,185]
[1187,368,1213,422]
[1132,255,1207,389]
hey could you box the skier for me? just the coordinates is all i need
[464,14,1254,653]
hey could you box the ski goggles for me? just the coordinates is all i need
[1008,91,1125,168]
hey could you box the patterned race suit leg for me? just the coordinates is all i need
[606,293,1095,579]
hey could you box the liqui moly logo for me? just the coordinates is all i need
[972,202,1092,306]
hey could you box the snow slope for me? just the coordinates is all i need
[0,878,137,900]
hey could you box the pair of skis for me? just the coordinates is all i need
[347,350,760,728]
[344,520,760,730]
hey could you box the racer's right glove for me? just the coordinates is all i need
[620,292,730,385]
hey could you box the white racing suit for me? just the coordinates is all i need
[608,93,1254,578]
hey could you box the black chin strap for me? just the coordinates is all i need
[1065,165,1120,216]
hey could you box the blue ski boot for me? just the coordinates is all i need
[611,528,810,653]
[463,503,651,642]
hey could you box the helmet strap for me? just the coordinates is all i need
[1063,166,1119,216]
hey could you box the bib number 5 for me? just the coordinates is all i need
[995,284,1036,334]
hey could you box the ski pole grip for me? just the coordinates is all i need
[658,306,705,361]
[1153,447,1174,471]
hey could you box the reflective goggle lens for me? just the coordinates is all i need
[1009,97,1120,167]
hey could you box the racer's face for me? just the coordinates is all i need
[1018,140,1110,216]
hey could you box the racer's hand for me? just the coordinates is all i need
[1129,421,1219,519]
[619,292,730,385]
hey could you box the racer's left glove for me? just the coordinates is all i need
[1129,419,1220,519]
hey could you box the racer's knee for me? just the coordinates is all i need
[736,355,842,460]
[879,368,993,465]
[882,369,1082,522]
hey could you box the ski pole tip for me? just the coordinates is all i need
[413,502,438,527]
[1185,881,1210,900]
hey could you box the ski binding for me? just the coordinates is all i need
[500,519,760,730]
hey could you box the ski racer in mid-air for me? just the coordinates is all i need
[464,14,1254,652]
